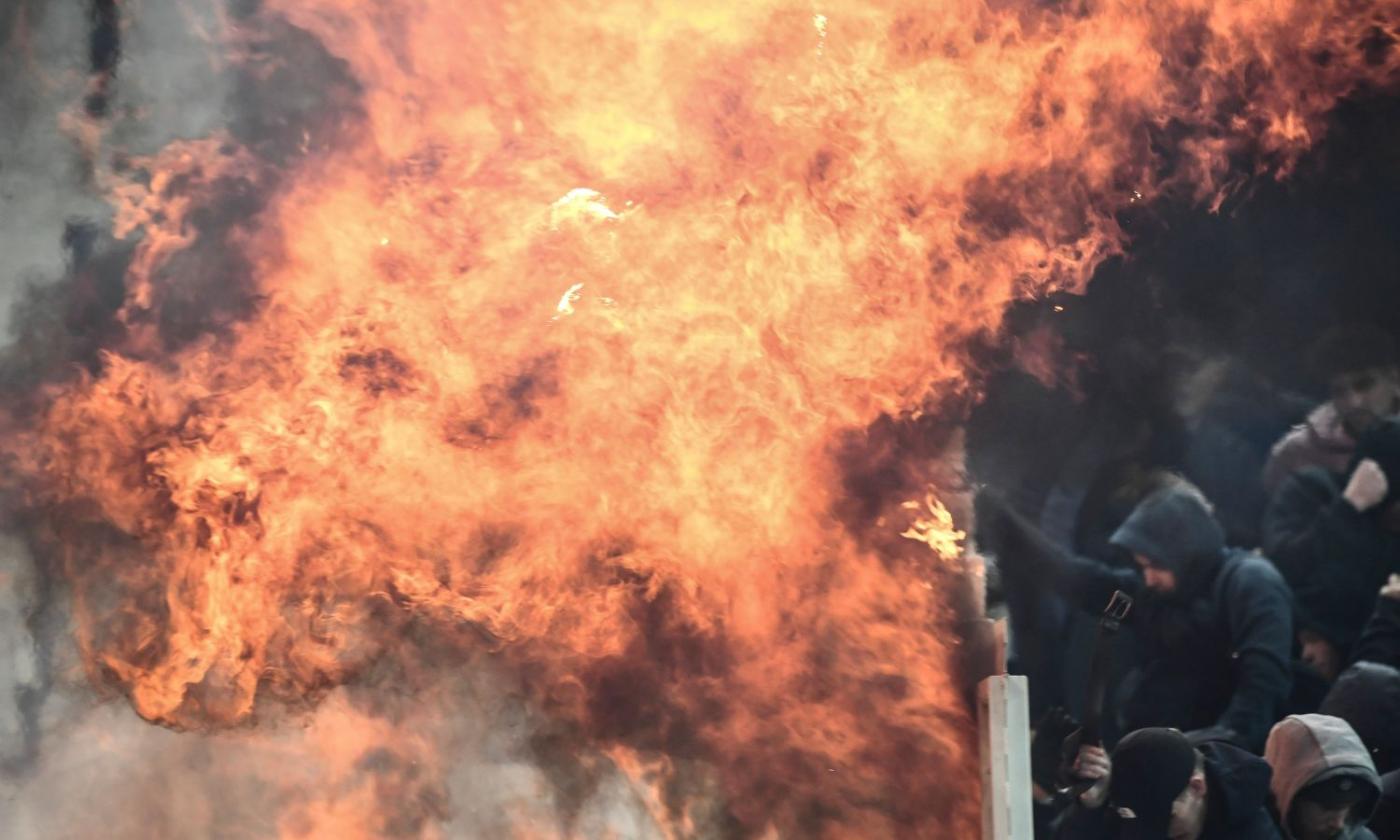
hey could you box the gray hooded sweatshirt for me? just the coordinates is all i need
[1266,714,1381,840]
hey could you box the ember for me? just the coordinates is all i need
[1,0,1397,837]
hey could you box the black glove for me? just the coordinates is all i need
[1030,705,1081,793]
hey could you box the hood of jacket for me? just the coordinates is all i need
[1265,714,1381,839]
[1321,662,1400,775]
[1110,483,1226,575]
[1199,740,1277,833]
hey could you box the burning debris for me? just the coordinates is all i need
[1,0,1398,837]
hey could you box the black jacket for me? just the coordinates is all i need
[1354,596,1400,671]
[1263,468,1400,655]
[981,485,1294,752]
[1054,741,1282,840]
[1370,771,1400,840]
[1111,550,1292,753]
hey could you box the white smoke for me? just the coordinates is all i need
[0,0,232,343]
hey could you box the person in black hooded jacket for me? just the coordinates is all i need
[979,478,1293,752]
[1334,576,1400,839]
[1370,773,1400,840]
[1054,728,1281,840]
[1263,420,1400,682]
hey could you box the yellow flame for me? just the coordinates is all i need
[900,490,965,562]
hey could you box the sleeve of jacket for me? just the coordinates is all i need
[1352,596,1400,670]
[1217,556,1294,752]
[1262,468,1383,651]
[1051,801,1115,840]
[975,490,1139,612]
[1261,468,1365,584]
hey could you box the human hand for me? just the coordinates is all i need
[1344,459,1389,513]
[1072,744,1112,809]
[1381,573,1400,601]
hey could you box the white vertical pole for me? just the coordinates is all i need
[979,673,1033,840]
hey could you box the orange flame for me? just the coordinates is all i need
[4,0,1399,836]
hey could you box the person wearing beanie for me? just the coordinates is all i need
[1264,325,1400,495]
[1054,727,1280,839]
[1264,421,1400,681]
[1265,715,1382,840]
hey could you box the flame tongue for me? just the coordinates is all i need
[5,0,1399,835]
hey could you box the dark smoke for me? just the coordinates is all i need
[84,0,121,118]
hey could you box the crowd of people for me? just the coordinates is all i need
[970,312,1400,840]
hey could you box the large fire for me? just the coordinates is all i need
[2,0,1397,836]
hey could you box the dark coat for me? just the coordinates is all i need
[1262,468,1400,656]
[1107,549,1293,753]
[1369,771,1400,840]
[1354,596,1400,671]
[980,485,1294,753]
[1053,741,1282,840]
[1181,361,1309,549]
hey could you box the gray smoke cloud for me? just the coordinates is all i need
[0,536,41,772]
[0,0,107,341]
[0,0,230,344]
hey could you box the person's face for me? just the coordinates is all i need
[1329,367,1400,438]
[1135,554,1177,594]
[1290,798,1355,840]
[1167,774,1208,840]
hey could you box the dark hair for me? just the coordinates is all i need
[1308,325,1398,384]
